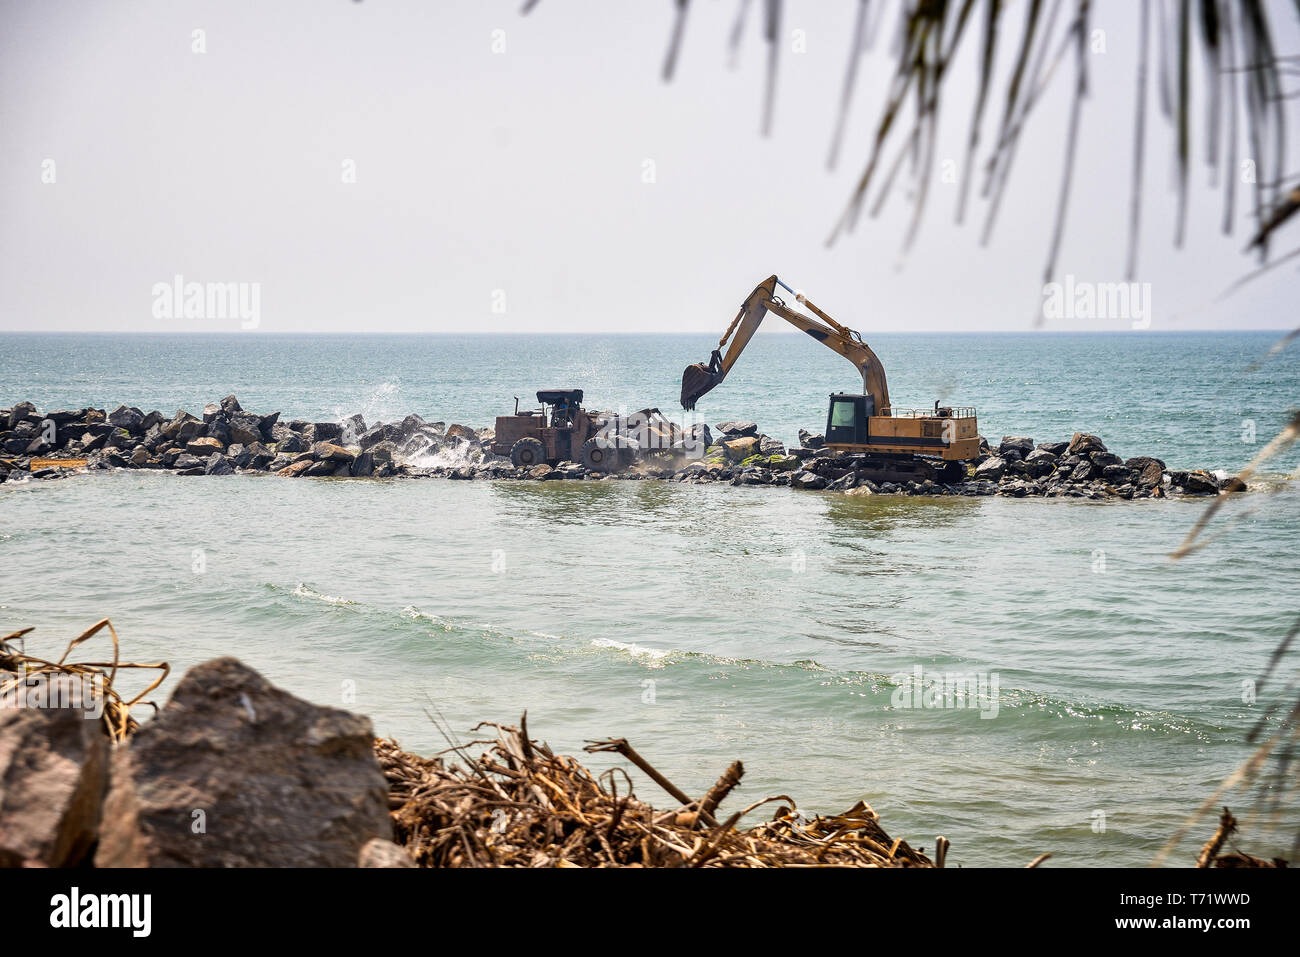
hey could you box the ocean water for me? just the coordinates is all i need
[2,331,1298,867]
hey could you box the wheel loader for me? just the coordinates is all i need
[490,389,626,472]
[680,275,980,484]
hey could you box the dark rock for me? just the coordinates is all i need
[204,454,235,476]
[303,460,338,477]
[219,395,243,416]
[1037,441,1069,456]
[228,414,263,446]
[397,414,426,437]
[716,421,758,437]
[271,425,305,453]
[6,402,35,430]
[798,429,825,449]
[277,460,313,478]
[1100,464,1133,484]
[94,657,391,867]
[176,419,204,444]
[1222,476,1247,493]
[307,422,343,445]
[172,453,204,471]
[1184,470,1220,494]
[244,442,274,469]
[311,441,355,462]
[758,435,785,456]
[793,471,827,490]
[445,424,477,442]
[1067,432,1107,456]
[997,436,1035,458]
[162,410,197,439]
[78,432,107,454]
[0,692,110,867]
[201,403,223,424]
[1124,456,1166,488]
[351,452,375,477]
[205,419,231,445]
[359,424,403,450]
[107,405,144,433]
[1070,461,1096,482]
[974,456,1007,481]
[1090,450,1124,468]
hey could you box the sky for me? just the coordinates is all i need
[1,0,1297,334]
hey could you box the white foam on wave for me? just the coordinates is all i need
[589,637,672,663]
[291,583,356,606]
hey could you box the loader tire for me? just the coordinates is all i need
[510,438,546,469]
[579,437,621,473]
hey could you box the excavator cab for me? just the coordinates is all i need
[826,393,875,445]
[680,275,981,482]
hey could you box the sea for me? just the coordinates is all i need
[2,330,1297,866]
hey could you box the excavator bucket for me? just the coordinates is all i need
[680,362,721,410]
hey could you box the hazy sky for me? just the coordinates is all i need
[2,0,1296,334]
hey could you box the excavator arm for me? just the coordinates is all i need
[680,275,891,414]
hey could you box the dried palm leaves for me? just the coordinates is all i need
[376,718,936,867]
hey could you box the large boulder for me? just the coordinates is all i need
[228,414,263,447]
[716,421,758,438]
[7,401,36,430]
[974,456,1007,481]
[0,689,110,867]
[311,441,355,463]
[185,436,224,457]
[798,429,825,450]
[1184,470,1220,494]
[107,405,144,433]
[1124,456,1166,488]
[723,436,760,462]
[95,657,391,867]
[1067,432,1107,456]
[997,436,1035,459]
[340,414,366,445]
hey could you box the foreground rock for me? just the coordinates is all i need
[0,399,1247,499]
[95,657,391,867]
[0,696,109,867]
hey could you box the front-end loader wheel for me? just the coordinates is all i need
[579,437,621,473]
[510,437,546,469]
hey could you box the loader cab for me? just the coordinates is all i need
[536,389,584,430]
[825,393,874,445]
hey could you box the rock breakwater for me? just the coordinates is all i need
[0,397,1243,499]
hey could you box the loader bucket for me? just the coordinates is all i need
[680,362,721,410]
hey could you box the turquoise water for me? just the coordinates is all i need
[2,331,1298,866]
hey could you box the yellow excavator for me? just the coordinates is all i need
[680,275,980,484]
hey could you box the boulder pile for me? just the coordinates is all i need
[0,398,1242,498]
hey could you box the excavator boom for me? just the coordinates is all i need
[680,275,890,414]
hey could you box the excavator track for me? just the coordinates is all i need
[820,454,966,486]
